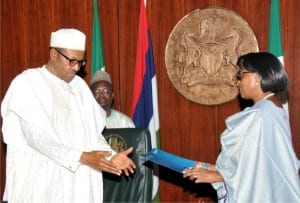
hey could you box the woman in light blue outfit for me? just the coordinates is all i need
[183,52,300,203]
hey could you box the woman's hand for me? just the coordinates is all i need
[183,163,223,183]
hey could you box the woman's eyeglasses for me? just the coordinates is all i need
[55,48,87,67]
[236,71,253,81]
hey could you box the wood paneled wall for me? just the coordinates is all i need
[1,0,300,202]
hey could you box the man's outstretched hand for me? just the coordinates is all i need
[111,147,136,176]
[80,147,136,176]
[80,150,122,175]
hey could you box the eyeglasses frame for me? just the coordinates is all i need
[92,87,112,97]
[237,70,253,81]
[54,48,87,67]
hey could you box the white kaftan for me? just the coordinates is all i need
[106,109,135,129]
[1,66,113,203]
[213,99,300,202]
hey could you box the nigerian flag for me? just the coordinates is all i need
[91,0,105,76]
[268,0,283,61]
[268,0,289,117]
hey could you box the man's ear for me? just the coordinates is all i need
[49,48,57,60]
[111,92,115,99]
[254,73,261,85]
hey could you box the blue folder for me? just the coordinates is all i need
[142,148,196,173]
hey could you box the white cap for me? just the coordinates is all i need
[50,28,86,51]
[90,70,112,85]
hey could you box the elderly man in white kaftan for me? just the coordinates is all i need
[1,28,135,203]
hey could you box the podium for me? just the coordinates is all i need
[102,128,153,203]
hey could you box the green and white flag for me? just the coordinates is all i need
[268,0,289,117]
[91,0,105,76]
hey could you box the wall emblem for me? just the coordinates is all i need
[165,7,259,105]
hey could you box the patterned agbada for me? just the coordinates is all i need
[106,109,135,129]
[213,99,300,203]
[1,66,113,203]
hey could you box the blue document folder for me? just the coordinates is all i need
[142,148,196,173]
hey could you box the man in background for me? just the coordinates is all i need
[90,70,135,128]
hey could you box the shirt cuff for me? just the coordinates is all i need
[64,149,82,172]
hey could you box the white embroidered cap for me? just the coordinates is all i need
[90,70,112,85]
[50,28,86,51]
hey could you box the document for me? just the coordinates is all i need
[142,148,196,173]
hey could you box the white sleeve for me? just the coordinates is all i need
[3,111,82,172]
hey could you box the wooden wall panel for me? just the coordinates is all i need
[118,0,139,116]
[98,0,120,110]
[281,0,300,155]
[1,0,300,202]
